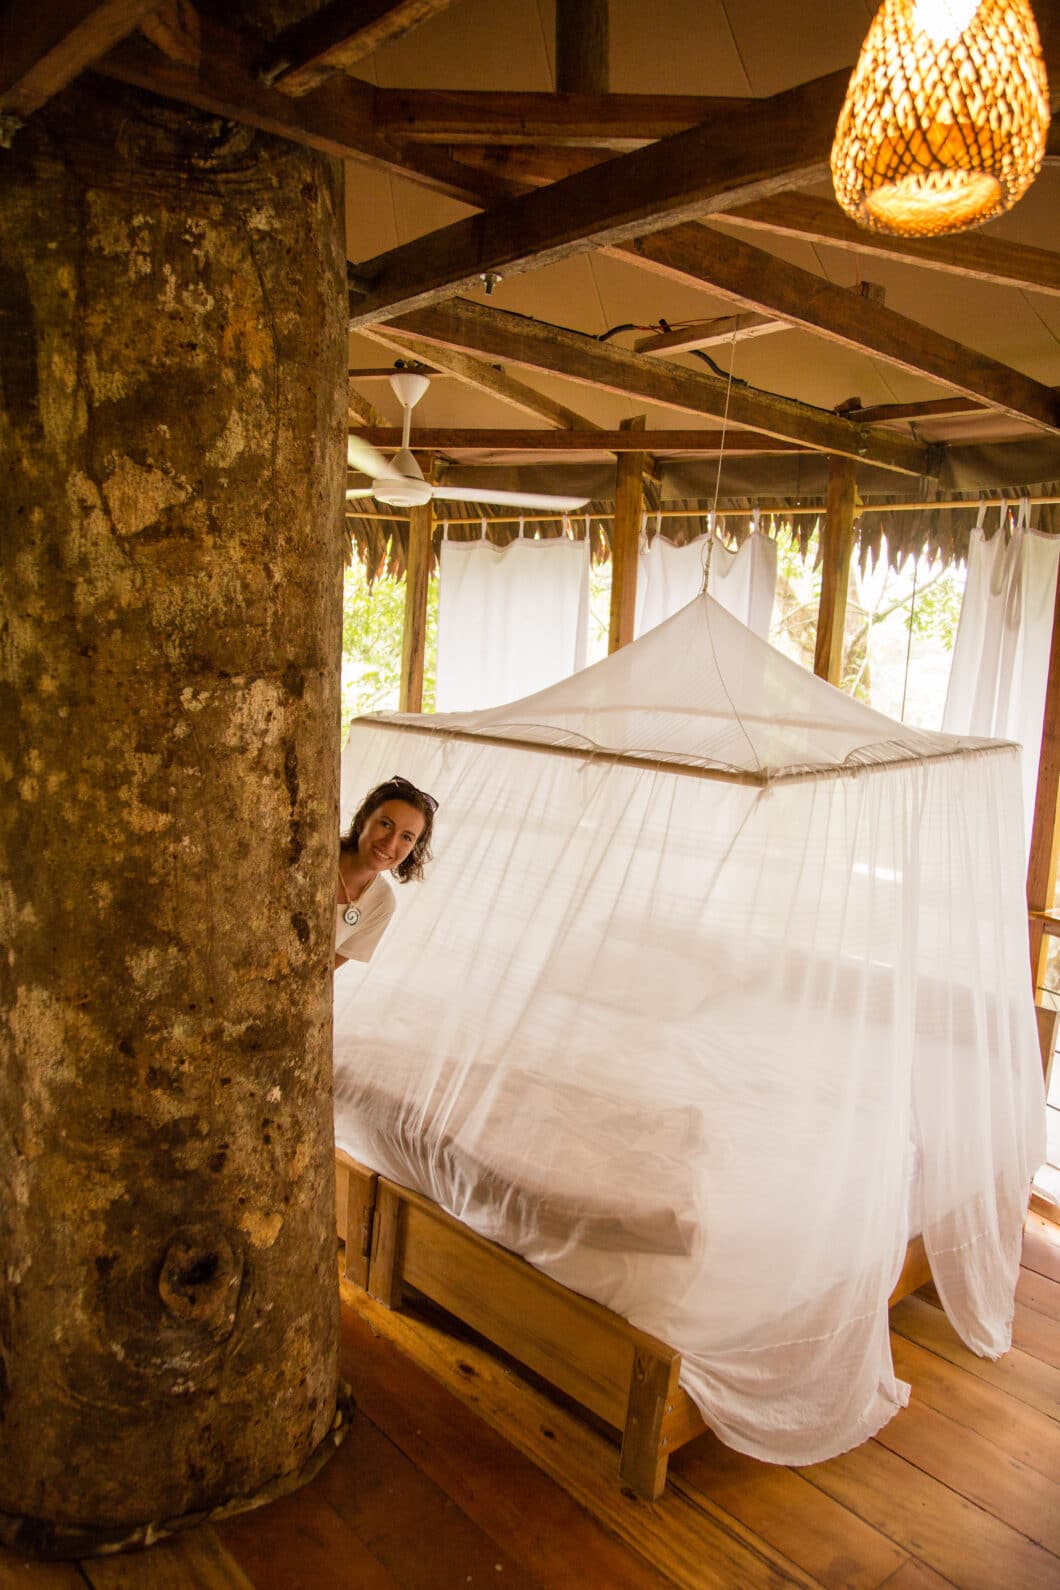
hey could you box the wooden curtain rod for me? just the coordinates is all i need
[346,494,1060,528]
[356,718,1015,787]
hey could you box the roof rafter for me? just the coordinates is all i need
[718,193,1060,300]
[347,67,851,325]
[352,427,809,453]
[369,86,746,147]
[94,14,517,206]
[261,0,463,97]
[357,323,603,431]
[0,0,157,122]
[842,397,986,424]
[347,385,387,428]
[616,224,1060,434]
[366,49,1060,146]
[635,314,787,355]
[377,297,931,475]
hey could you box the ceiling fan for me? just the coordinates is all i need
[346,370,590,512]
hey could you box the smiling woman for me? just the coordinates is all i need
[335,775,438,967]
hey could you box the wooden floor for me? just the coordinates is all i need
[3,1213,1058,1590]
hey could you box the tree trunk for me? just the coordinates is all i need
[0,69,347,1556]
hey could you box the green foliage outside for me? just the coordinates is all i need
[768,526,965,727]
[340,562,438,741]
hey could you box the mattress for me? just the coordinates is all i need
[334,1057,706,1256]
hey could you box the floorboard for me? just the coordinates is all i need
[82,1529,253,1589]
[870,1394,1060,1555]
[670,1437,908,1589]
[0,1215,1057,1588]
[889,1294,1060,1415]
[888,1331,1060,1481]
[1016,1263,1060,1321]
[1022,1212,1060,1283]
[800,1439,1058,1590]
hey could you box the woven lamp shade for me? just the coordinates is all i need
[831,0,1050,237]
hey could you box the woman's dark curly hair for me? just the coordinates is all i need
[340,775,436,883]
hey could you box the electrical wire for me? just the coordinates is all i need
[592,319,858,419]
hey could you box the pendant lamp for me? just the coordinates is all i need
[831,0,1050,237]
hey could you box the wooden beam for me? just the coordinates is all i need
[414,112,1060,200]
[368,81,1060,144]
[138,0,200,68]
[444,144,607,189]
[349,366,449,379]
[841,397,986,425]
[718,192,1060,301]
[351,427,809,453]
[0,0,157,119]
[346,67,852,324]
[400,492,433,713]
[369,87,743,147]
[347,387,387,428]
[618,224,1060,434]
[1028,568,1060,992]
[378,298,931,476]
[95,16,515,207]
[814,456,857,685]
[556,0,609,96]
[634,314,787,356]
[609,417,645,652]
[359,322,603,431]
[262,0,461,97]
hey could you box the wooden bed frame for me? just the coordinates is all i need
[335,1147,932,1500]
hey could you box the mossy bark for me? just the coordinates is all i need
[0,70,346,1554]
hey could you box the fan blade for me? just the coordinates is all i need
[432,485,590,511]
[346,433,402,480]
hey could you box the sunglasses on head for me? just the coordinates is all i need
[389,774,438,813]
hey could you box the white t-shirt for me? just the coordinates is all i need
[334,872,396,963]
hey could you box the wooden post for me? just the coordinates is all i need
[1027,564,1060,997]
[619,1346,682,1502]
[400,481,434,712]
[0,75,346,1555]
[556,0,609,94]
[814,454,858,684]
[367,1183,407,1310]
[608,415,646,653]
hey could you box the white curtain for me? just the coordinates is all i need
[635,523,777,639]
[336,596,1043,1467]
[943,499,1060,848]
[435,530,590,711]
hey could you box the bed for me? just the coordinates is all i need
[333,1147,932,1499]
[332,596,1046,1482]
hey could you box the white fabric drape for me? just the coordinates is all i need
[435,531,590,711]
[336,595,1043,1466]
[634,526,777,639]
[943,500,1060,848]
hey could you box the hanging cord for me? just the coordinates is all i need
[702,331,739,594]
[900,557,919,724]
[695,333,763,775]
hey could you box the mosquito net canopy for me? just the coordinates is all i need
[333,594,1045,1464]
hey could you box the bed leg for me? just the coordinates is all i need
[619,1347,680,1502]
[343,1168,377,1290]
[366,1181,405,1309]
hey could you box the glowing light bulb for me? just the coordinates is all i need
[911,0,981,44]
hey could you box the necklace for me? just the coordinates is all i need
[339,866,363,928]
